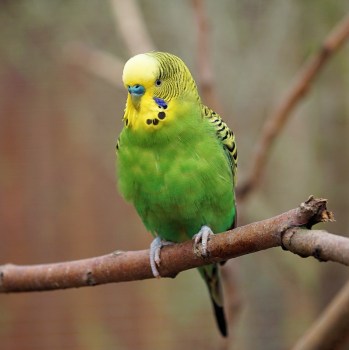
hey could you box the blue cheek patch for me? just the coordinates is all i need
[153,97,168,109]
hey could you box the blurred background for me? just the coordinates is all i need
[0,1,349,349]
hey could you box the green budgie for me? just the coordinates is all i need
[116,52,237,337]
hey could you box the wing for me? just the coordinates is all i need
[202,105,237,186]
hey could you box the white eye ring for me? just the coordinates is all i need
[155,79,162,86]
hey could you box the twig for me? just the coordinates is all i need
[63,0,156,87]
[283,229,349,267]
[291,279,349,350]
[63,42,124,88]
[191,0,222,111]
[109,0,155,55]
[237,13,349,200]
[0,196,344,294]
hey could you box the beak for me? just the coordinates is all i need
[127,85,145,109]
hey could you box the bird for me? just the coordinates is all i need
[116,52,237,337]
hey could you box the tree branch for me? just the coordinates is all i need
[291,279,349,350]
[63,42,124,88]
[1,196,344,294]
[109,0,155,55]
[191,0,222,112]
[62,0,156,86]
[237,13,349,200]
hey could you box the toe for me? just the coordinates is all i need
[154,246,162,266]
[193,225,214,257]
[150,237,162,278]
[149,237,175,278]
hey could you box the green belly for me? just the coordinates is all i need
[117,125,235,242]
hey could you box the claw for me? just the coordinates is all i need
[193,225,214,257]
[149,236,174,278]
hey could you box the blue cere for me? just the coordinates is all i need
[128,84,145,96]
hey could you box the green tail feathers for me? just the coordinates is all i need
[199,264,228,337]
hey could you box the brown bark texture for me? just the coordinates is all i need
[1,196,347,294]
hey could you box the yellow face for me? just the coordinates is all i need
[122,53,168,132]
[121,52,199,133]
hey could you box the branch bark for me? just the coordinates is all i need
[237,13,349,200]
[1,196,345,294]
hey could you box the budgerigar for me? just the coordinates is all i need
[116,52,237,337]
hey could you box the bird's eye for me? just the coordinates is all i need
[155,79,162,86]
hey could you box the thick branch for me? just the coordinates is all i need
[0,196,344,294]
[237,13,349,200]
[292,279,349,350]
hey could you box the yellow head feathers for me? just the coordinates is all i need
[123,52,199,103]
[122,53,159,90]
[121,52,201,131]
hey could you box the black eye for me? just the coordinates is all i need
[155,79,162,86]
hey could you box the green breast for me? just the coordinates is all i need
[117,108,235,242]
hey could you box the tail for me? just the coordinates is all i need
[199,264,228,337]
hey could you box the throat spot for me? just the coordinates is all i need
[145,111,167,126]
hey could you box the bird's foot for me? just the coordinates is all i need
[193,225,214,257]
[149,236,174,278]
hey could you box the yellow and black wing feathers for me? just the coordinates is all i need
[202,105,237,184]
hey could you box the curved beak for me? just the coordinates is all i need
[127,84,145,109]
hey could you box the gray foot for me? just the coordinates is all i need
[149,236,174,278]
[193,225,214,257]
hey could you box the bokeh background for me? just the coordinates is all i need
[1,1,349,349]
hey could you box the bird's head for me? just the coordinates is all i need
[122,52,200,111]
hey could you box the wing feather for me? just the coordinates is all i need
[202,105,237,185]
